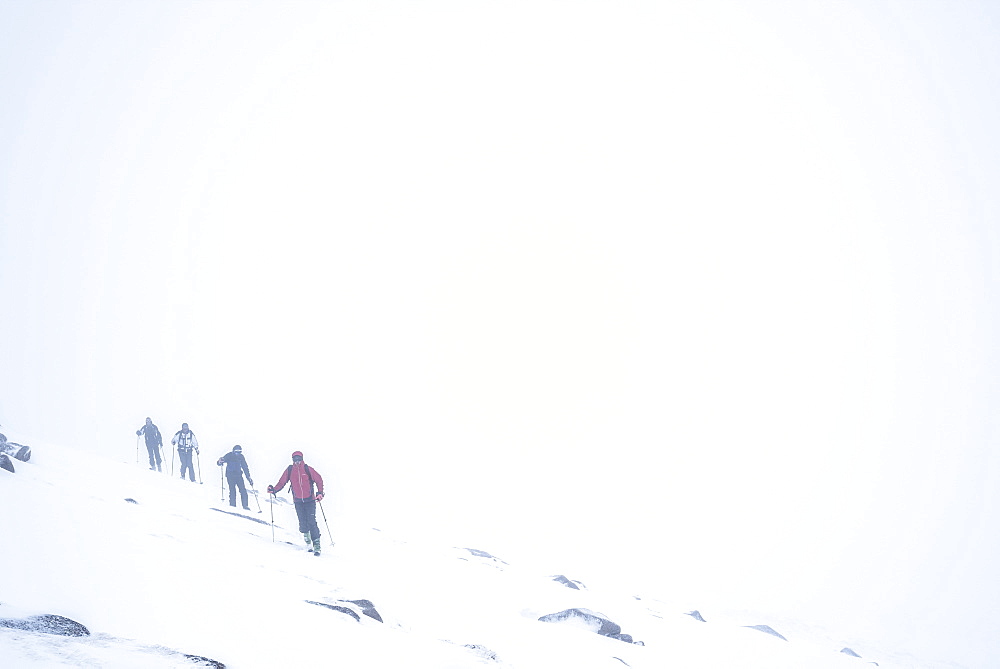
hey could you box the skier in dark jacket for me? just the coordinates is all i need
[217,445,254,510]
[136,417,164,472]
[268,451,325,555]
[171,422,200,482]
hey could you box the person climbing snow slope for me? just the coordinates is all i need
[267,451,325,555]
[218,445,254,510]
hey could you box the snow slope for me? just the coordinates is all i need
[0,437,950,668]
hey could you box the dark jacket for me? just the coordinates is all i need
[218,451,251,480]
[137,423,163,448]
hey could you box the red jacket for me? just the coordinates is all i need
[272,462,324,500]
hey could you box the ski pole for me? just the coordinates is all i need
[269,493,275,542]
[220,466,225,501]
[196,451,202,484]
[318,498,332,541]
[252,486,263,513]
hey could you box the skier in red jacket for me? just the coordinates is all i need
[268,451,325,555]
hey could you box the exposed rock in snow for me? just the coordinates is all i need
[538,607,641,644]
[841,647,862,657]
[0,433,32,462]
[445,641,500,662]
[344,599,384,623]
[306,600,362,622]
[183,654,226,668]
[464,643,498,660]
[685,610,707,622]
[744,624,788,641]
[551,574,585,590]
[539,607,620,637]
[306,598,384,624]
[0,613,90,637]
[457,547,509,567]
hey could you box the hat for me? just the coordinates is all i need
[291,450,304,461]
[233,445,242,453]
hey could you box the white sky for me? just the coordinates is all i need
[2,1,998,665]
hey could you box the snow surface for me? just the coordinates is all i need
[0,437,957,668]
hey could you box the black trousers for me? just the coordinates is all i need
[178,450,196,481]
[294,498,321,539]
[145,443,162,468]
[227,473,248,508]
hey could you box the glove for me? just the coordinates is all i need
[136,430,141,436]
[195,448,200,454]
[217,459,224,466]
[315,492,324,503]
[267,485,275,494]
[247,478,254,487]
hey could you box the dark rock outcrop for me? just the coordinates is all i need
[0,608,223,666]
[463,644,499,661]
[538,608,641,644]
[0,454,13,473]
[551,575,584,590]
[0,614,90,637]
[744,624,787,641]
[457,547,509,566]
[344,599,383,623]
[306,599,383,623]
[841,647,862,657]
[685,610,707,622]
[0,436,31,462]
[539,608,621,637]
[306,600,361,622]
[10,443,31,462]
[461,548,496,558]
[183,654,226,668]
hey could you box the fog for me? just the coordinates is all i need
[2,2,998,666]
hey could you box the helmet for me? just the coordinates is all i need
[291,450,304,462]
[233,445,242,453]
